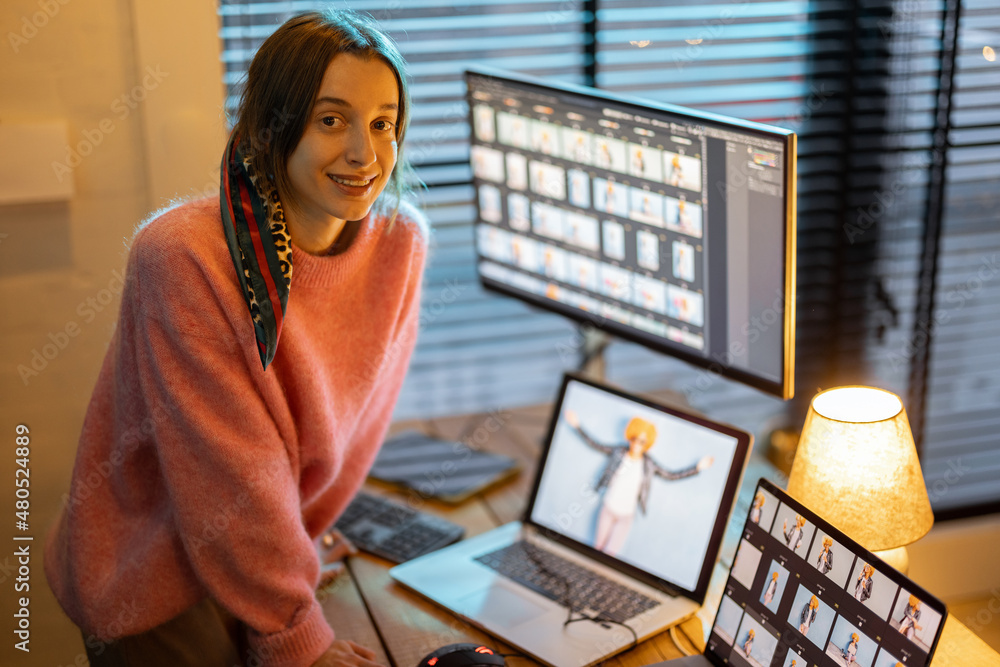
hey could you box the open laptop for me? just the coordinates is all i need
[390,373,753,667]
[653,478,948,667]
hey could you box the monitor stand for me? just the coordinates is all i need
[575,323,693,413]
[576,324,611,382]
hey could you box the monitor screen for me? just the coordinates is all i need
[465,68,797,398]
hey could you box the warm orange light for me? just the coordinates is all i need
[787,386,933,552]
[812,386,901,423]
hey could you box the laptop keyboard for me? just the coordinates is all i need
[335,492,465,564]
[474,540,660,624]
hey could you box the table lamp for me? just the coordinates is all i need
[786,386,934,573]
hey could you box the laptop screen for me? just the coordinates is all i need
[706,478,947,667]
[526,374,752,600]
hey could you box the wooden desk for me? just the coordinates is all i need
[317,405,705,667]
[317,405,1000,667]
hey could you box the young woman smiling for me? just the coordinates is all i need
[45,11,426,667]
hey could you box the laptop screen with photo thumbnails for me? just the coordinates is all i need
[705,478,947,667]
[526,374,752,601]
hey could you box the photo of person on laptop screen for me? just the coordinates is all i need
[563,409,714,556]
[511,374,746,604]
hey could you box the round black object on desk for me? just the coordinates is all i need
[416,643,506,667]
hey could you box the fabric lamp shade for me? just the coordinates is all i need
[787,386,934,552]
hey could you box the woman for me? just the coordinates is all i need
[749,492,765,524]
[783,514,807,551]
[816,536,834,574]
[842,632,860,665]
[763,572,780,605]
[44,10,426,667]
[743,628,755,657]
[799,595,819,635]
[898,595,923,640]
[854,564,875,603]
[564,409,713,556]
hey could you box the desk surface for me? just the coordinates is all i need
[317,404,1000,667]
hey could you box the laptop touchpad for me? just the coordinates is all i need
[457,584,549,627]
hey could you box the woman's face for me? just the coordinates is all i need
[628,432,648,455]
[285,53,399,230]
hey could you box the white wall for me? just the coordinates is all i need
[0,0,224,663]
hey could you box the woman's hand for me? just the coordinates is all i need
[564,409,579,429]
[696,455,714,471]
[312,639,385,667]
[317,528,358,589]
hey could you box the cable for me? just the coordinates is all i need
[521,543,639,653]
[668,625,694,657]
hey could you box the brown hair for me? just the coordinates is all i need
[231,9,417,225]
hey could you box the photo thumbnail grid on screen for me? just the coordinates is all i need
[706,481,947,667]
[467,68,796,399]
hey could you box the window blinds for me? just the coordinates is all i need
[218,0,1000,515]
[918,0,1000,516]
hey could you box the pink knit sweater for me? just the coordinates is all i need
[44,196,428,666]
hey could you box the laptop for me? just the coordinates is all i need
[390,373,753,667]
[652,478,948,667]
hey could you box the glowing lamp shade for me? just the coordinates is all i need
[787,386,934,552]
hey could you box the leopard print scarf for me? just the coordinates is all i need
[220,132,293,370]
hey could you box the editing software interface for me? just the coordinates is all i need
[708,482,945,667]
[466,70,795,398]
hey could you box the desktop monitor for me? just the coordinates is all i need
[465,68,797,399]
